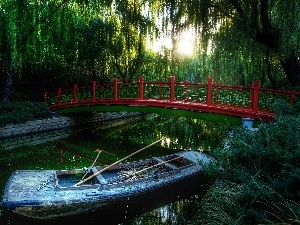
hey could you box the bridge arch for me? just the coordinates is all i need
[44,76,300,122]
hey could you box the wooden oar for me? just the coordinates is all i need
[95,149,116,156]
[81,149,102,180]
[73,138,165,186]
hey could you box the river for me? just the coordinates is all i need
[0,113,230,224]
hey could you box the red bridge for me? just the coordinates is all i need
[44,76,300,121]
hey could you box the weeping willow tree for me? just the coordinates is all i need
[0,0,77,101]
[0,0,158,101]
[148,0,300,87]
[1,0,300,101]
[0,0,75,101]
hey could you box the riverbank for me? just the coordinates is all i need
[0,112,145,150]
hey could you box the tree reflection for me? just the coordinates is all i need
[92,114,229,152]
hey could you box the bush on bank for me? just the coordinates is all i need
[198,100,300,224]
[0,101,53,127]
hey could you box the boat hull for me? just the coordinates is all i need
[1,150,213,220]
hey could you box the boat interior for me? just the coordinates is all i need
[55,153,195,189]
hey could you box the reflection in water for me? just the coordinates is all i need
[122,196,201,225]
[0,114,226,224]
[1,197,200,225]
[91,114,229,151]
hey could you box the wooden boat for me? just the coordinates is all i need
[1,147,213,220]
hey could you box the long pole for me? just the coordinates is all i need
[80,150,102,180]
[73,138,164,186]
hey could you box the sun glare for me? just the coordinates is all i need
[177,30,195,55]
[178,39,194,55]
[149,29,195,56]
[150,36,172,52]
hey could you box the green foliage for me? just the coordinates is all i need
[2,0,300,102]
[197,102,300,224]
[0,101,53,127]
[0,0,162,102]
[273,99,300,117]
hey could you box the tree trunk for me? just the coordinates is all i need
[1,61,14,102]
[257,0,300,86]
[281,54,300,86]
[232,0,300,87]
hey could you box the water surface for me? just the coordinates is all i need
[0,114,228,224]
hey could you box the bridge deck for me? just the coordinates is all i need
[49,99,275,121]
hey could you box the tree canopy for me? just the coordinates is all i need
[1,0,300,101]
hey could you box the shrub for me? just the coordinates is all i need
[198,101,300,224]
[0,101,53,127]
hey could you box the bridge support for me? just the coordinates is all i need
[242,118,254,129]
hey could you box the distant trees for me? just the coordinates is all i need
[1,0,300,102]
[154,0,300,87]
[0,0,158,101]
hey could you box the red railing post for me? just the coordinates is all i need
[252,81,259,113]
[207,77,213,105]
[170,76,175,102]
[139,76,144,100]
[114,78,118,100]
[92,81,96,101]
[73,84,78,103]
[57,88,62,105]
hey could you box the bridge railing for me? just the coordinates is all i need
[258,88,299,111]
[211,83,253,108]
[44,76,300,114]
[173,80,208,102]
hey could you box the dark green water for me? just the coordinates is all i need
[0,114,229,224]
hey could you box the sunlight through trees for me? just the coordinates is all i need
[1,0,300,102]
